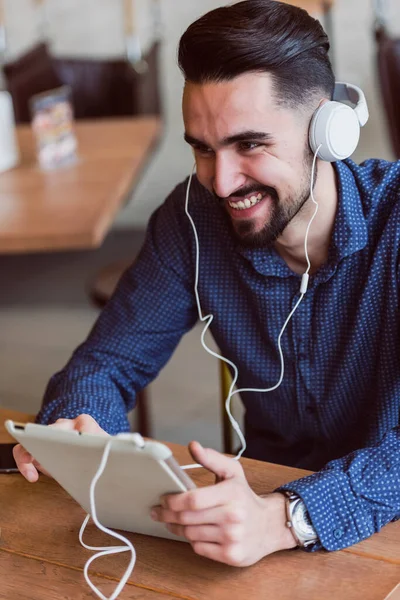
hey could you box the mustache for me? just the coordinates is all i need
[214,184,279,205]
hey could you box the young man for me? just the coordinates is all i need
[15,0,400,566]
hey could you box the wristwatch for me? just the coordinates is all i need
[283,491,319,548]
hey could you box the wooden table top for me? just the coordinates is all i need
[1,408,399,599]
[0,117,161,254]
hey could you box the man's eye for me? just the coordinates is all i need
[239,142,260,151]
[238,141,261,152]
[194,146,214,156]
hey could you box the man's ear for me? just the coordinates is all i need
[318,98,330,109]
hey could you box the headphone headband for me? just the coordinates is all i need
[332,82,369,127]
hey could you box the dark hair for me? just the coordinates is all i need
[178,0,335,108]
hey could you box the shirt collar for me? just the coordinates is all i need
[331,159,368,261]
[237,159,368,278]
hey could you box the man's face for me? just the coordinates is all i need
[182,73,314,247]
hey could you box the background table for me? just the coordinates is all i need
[0,117,161,254]
[0,409,398,599]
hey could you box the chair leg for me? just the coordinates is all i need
[220,361,234,455]
[136,388,151,438]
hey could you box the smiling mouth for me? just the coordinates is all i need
[228,192,265,211]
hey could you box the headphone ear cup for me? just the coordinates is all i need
[309,101,361,162]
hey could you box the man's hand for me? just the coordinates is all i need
[13,414,108,483]
[151,441,296,566]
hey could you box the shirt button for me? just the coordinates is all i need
[333,528,344,539]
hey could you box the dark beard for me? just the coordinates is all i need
[216,148,316,249]
[234,183,310,248]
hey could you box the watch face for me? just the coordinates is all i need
[292,500,317,538]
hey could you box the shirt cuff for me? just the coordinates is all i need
[276,469,378,551]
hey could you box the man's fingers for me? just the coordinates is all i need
[13,445,39,483]
[166,524,222,543]
[73,414,108,435]
[160,443,245,512]
[51,414,107,435]
[32,459,52,478]
[20,464,39,483]
[13,414,107,483]
[189,441,244,481]
[151,504,244,527]
[161,478,241,513]
[50,418,77,431]
[13,444,51,481]
[13,444,32,465]
[191,541,247,567]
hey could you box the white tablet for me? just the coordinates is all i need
[5,420,196,542]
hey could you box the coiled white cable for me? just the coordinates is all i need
[79,440,136,600]
[181,145,321,468]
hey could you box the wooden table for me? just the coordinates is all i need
[0,409,399,600]
[0,117,161,254]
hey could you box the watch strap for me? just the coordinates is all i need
[283,492,302,547]
[283,491,318,548]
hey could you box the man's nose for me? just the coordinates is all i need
[212,154,246,199]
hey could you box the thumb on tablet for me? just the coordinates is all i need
[188,440,245,483]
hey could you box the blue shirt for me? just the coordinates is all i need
[38,158,400,553]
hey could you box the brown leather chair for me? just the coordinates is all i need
[3,42,161,123]
[3,43,61,123]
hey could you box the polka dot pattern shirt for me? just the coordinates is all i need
[38,158,400,553]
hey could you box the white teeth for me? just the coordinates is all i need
[228,193,265,211]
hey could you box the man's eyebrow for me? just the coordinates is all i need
[221,131,274,145]
[184,133,207,146]
[184,130,274,147]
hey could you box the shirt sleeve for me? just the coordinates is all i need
[276,425,400,551]
[36,182,198,434]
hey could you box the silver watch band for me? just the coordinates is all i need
[283,491,318,548]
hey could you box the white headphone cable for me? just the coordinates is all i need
[79,439,136,600]
[181,145,321,468]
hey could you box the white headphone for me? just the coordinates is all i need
[309,82,369,162]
